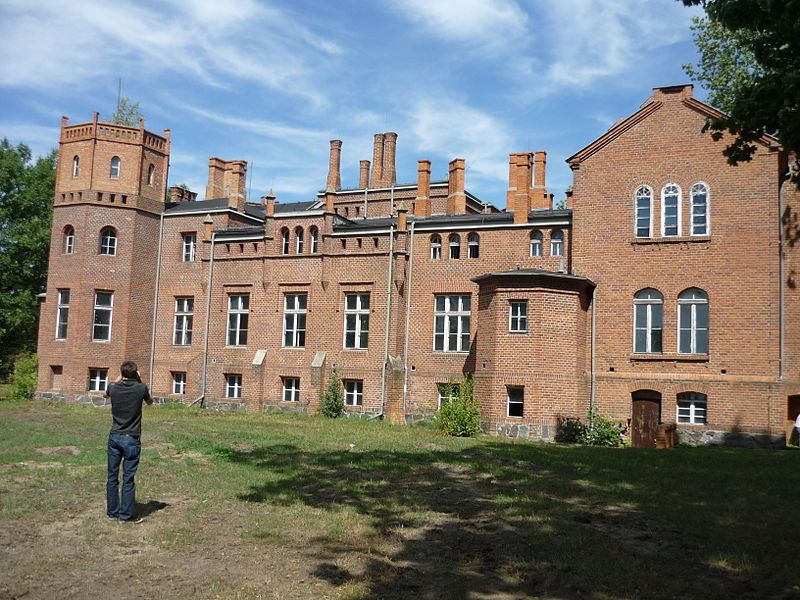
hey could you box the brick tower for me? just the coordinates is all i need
[37,113,170,398]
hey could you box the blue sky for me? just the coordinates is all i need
[0,0,704,207]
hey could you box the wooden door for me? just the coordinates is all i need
[631,391,661,448]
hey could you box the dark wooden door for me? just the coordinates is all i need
[631,392,661,448]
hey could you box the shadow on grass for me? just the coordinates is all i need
[224,441,782,600]
[136,499,169,518]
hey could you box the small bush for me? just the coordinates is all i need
[436,375,481,437]
[10,354,38,401]
[555,416,587,444]
[555,410,624,447]
[321,367,344,418]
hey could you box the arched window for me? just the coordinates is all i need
[661,184,681,237]
[530,231,543,257]
[550,230,564,256]
[309,227,319,253]
[99,227,117,255]
[635,186,652,238]
[449,234,461,259]
[468,233,480,258]
[109,156,121,178]
[678,288,708,354]
[72,156,79,178]
[146,164,155,186]
[430,235,442,260]
[64,226,75,254]
[633,289,663,353]
[295,227,304,253]
[677,392,707,424]
[280,228,290,255]
[691,183,709,235]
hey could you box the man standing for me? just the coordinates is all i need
[105,361,153,523]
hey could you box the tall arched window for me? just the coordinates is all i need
[468,233,480,259]
[661,184,681,237]
[530,231,543,257]
[678,288,708,354]
[309,227,319,253]
[72,156,80,178]
[430,235,442,259]
[280,228,290,255]
[550,230,564,256]
[634,289,663,353]
[99,227,117,255]
[295,227,304,253]
[635,186,652,238]
[64,226,75,254]
[677,392,707,424]
[109,156,121,178]
[449,234,461,259]
[146,164,155,186]
[691,183,709,235]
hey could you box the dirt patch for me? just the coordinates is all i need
[35,446,81,456]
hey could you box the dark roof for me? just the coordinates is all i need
[164,197,230,214]
[317,180,450,195]
[214,226,265,238]
[472,268,595,286]
[274,200,317,213]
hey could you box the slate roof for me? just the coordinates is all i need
[471,268,595,286]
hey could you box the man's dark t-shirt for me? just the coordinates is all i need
[107,380,151,436]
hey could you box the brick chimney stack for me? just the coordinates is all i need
[359,160,370,189]
[326,139,342,191]
[530,151,550,210]
[507,153,533,224]
[446,158,466,214]
[414,160,431,217]
[370,133,384,188]
[169,186,197,203]
[263,189,277,217]
[396,201,408,231]
[206,158,247,211]
[382,132,397,187]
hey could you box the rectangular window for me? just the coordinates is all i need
[173,297,194,345]
[283,377,300,402]
[283,293,307,348]
[182,233,197,262]
[437,383,460,408]
[88,368,108,392]
[636,197,651,237]
[507,387,524,417]
[344,293,370,349]
[227,294,249,346]
[92,291,113,341]
[225,374,242,399]
[433,295,471,353]
[344,380,363,406]
[677,393,707,425]
[509,300,527,333]
[634,302,663,353]
[56,289,70,339]
[172,372,187,395]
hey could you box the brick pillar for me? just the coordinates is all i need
[396,201,408,231]
[370,133,384,188]
[206,157,226,200]
[530,151,550,210]
[446,158,466,214]
[359,160,370,189]
[506,153,533,224]
[383,132,397,187]
[326,139,342,191]
[414,160,431,216]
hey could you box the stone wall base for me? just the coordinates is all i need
[676,428,785,448]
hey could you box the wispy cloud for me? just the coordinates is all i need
[0,122,59,158]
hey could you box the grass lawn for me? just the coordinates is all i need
[0,400,798,600]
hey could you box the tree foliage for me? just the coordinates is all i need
[10,353,38,400]
[0,139,56,378]
[436,375,481,437]
[107,96,144,126]
[321,367,344,418]
[679,0,800,185]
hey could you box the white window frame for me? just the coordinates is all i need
[437,383,460,408]
[343,293,370,349]
[310,227,319,253]
[72,155,79,177]
[690,182,710,236]
[172,372,187,395]
[507,386,524,417]
[182,233,197,262]
[509,300,528,333]
[281,229,290,255]
[433,294,471,353]
[449,234,460,259]
[56,289,70,340]
[550,230,564,256]
[530,231,543,257]
[92,291,113,342]
[225,374,242,399]
[226,294,249,346]
[173,297,194,345]
[633,289,663,354]
[295,228,304,253]
[430,235,442,260]
[344,380,363,406]
[147,164,155,186]
[468,233,479,258]
[634,186,653,238]
[282,377,300,402]
[64,227,75,254]
[283,293,307,348]
[678,289,709,355]
[88,368,108,392]
[110,156,121,178]
[100,228,117,255]
[677,392,707,425]
[661,183,682,237]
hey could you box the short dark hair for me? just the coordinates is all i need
[120,361,138,380]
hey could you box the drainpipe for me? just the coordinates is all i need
[200,232,217,407]
[148,212,165,390]
[590,290,596,420]
[380,221,395,419]
[779,172,788,381]
[402,220,416,418]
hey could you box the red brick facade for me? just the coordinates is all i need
[36,86,800,446]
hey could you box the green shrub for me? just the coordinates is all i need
[436,375,481,437]
[583,410,624,447]
[10,354,38,401]
[321,367,344,418]
[555,416,587,444]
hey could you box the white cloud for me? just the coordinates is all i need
[0,122,59,158]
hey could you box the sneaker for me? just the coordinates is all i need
[107,516,118,522]
[120,517,144,524]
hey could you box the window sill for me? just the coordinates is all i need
[224,345,249,349]
[281,346,306,350]
[343,348,368,352]
[630,353,709,362]
[432,351,470,355]
[631,235,710,245]
[508,330,528,334]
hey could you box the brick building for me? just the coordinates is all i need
[36,85,800,447]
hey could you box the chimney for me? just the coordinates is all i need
[359,160,370,189]
[382,132,397,187]
[414,160,431,217]
[396,201,408,232]
[206,158,247,211]
[506,153,533,224]
[326,139,342,191]
[203,214,213,240]
[530,151,550,210]
[169,186,197,203]
[446,158,466,214]
[325,189,335,213]
[263,189,277,217]
[206,157,226,200]
[370,133,384,188]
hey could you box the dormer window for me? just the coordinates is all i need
[110,156,121,178]
[72,156,79,178]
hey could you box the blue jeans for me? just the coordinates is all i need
[107,433,141,521]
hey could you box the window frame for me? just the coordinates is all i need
[633,289,663,354]
[530,230,543,257]
[92,291,114,342]
[109,156,121,178]
[661,183,682,237]
[677,392,707,425]
[282,377,300,402]
[172,372,187,395]
[507,386,524,417]
[173,297,194,346]
[430,235,442,260]
[182,233,197,262]
[281,228,290,255]
[343,379,363,406]
[225,374,242,399]
[72,155,80,178]
[146,164,155,186]
[678,288,709,355]
[64,226,75,254]
[343,292,370,350]
[634,185,653,238]
[508,300,528,333]
[226,294,249,347]
[309,227,319,253]
[468,233,480,259]
[550,230,564,256]
[88,368,108,393]
[448,234,460,259]
[295,227,304,253]
[437,383,460,409]
[99,227,117,256]
[283,293,307,348]
[690,182,710,236]
[433,294,471,353]
[56,289,70,340]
